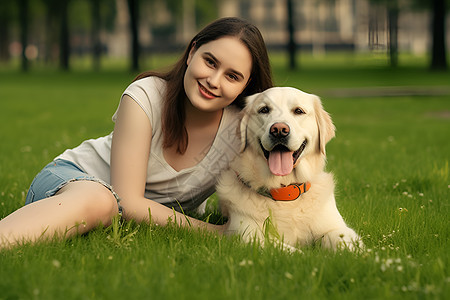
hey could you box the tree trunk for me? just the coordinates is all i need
[43,3,53,64]
[59,0,70,71]
[0,1,12,62]
[91,0,101,71]
[19,0,29,71]
[127,0,140,72]
[287,0,297,69]
[388,2,399,68]
[0,19,9,61]
[430,0,447,70]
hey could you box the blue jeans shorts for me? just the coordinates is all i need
[26,159,122,213]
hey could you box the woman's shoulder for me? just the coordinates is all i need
[115,76,166,124]
[123,76,167,107]
[129,76,166,94]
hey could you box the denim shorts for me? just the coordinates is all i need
[26,159,122,213]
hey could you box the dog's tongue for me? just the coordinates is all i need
[268,150,294,176]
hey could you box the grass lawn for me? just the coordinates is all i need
[0,53,449,299]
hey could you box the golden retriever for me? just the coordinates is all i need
[217,87,363,251]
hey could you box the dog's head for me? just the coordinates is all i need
[239,87,335,176]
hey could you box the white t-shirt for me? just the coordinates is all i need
[56,77,241,211]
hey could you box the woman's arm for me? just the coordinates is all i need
[110,95,223,233]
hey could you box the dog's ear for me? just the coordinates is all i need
[313,95,335,155]
[239,93,260,152]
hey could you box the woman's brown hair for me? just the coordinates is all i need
[134,17,273,154]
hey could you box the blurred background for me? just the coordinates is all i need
[0,0,448,72]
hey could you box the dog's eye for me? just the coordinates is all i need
[294,107,305,115]
[258,106,270,114]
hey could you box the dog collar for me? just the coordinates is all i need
[268,182,311,201]
[235,172,311,201]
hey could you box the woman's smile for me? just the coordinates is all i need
[198,81,219,99]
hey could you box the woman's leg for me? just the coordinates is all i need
[0,181,119,248]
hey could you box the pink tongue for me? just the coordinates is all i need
[268,150,294,176]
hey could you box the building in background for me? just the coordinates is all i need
[104,0,441,58]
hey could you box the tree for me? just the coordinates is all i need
[0,0,15,62]
[387,1,399,67]
[42,0,70,70]
[59,0,70,70]
[372,0,447,70]
[409,0,448,70]
[286,0,297,69]
[91,0,101,71]
[369,0,399,67]
[127,0,140,72]
[19,0,29,71]
[430,0,447,70]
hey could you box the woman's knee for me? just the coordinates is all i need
[58,181,119,225]
[88,184,119,222]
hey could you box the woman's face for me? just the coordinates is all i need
[184,36,252,112]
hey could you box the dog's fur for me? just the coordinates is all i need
[217,87,363,251]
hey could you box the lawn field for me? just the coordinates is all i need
[0,53,449,299]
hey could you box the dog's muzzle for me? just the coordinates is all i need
[260,123,307,176]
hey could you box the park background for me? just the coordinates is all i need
[0,0,448,71]
[0,0,449,299]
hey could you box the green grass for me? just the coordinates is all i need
[0,53,449,299]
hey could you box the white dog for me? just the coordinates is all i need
[217,87,363,251]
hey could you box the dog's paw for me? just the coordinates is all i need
[321,227,364,252]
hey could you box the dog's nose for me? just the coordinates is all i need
[270,123,290,138]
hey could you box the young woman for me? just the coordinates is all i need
[0,17,273,248]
